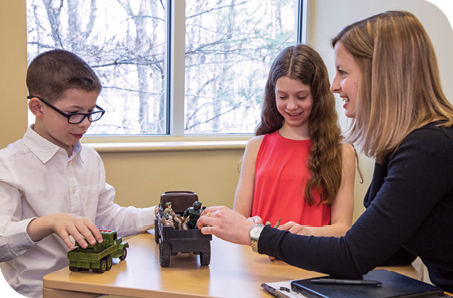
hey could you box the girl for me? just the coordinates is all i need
[198,11,453,292]
[233,44,356,237]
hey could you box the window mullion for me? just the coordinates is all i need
[297,0,312,45]
[168,0,186,136]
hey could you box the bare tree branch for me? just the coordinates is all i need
[186,1,248,20]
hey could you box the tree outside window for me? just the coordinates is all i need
[27,0,296,135]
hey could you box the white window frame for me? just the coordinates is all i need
[81,0,310,152]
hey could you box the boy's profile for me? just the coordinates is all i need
[0,49,156,298]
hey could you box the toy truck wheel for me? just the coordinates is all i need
[93,258,107,273]
[69,266,80,272]
[159,242,170,267]
[200,252,211,266]
[200,243,211,266]
[106,255,113,271]
[119,247,128,261]
[154,218,160,244]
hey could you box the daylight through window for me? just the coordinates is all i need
[27,0,298,135]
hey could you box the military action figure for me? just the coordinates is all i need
[160,214,174,227]
[183,201,204,229]
[161,202,174,227]
[160,208,187,230]
[265,218,281,229]
[163,202,173,215]
[170,209,187,230]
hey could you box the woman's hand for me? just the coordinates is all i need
[196,206,255,246]
[247,215,263,224]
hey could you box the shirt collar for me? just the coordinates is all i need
[23,125,84,164]
[71,142,83,162]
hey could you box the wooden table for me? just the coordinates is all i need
[43,231,424,298]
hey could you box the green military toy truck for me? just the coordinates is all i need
[67,230,129,273]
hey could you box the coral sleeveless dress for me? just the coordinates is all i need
[251,131,331,227]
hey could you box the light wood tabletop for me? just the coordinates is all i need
[43,231,424,298]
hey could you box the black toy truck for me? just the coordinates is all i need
[155,191,212,267]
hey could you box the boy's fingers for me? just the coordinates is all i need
[63,238,75,250]
[77,218,102,244]
[81,221,103,245]
[78,224,97,246]
[57,231,75,250]
[68,226,89,249]
[73,234,89,248]
[86,223,103,243]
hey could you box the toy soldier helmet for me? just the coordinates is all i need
[166,202,172,206]
[193,201,202,210]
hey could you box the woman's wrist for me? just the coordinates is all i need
[249,224,265,252]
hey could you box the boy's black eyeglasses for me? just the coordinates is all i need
[27,96,105,124]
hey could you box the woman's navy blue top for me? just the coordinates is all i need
[259,122,453,292]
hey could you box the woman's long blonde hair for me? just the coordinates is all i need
[332,11,453,162]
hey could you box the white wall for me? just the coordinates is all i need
[309,0,453,220]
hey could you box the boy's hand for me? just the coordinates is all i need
[27,213,103,250]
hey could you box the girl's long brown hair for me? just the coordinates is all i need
[256,44,343,206]
[332,11,453,162]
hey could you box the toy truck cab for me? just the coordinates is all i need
[155,191,212,267]
[67,230,129,273]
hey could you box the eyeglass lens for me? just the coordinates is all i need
[68,111,103,124]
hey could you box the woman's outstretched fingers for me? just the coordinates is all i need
[197,206,254,245]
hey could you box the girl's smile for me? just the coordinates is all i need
[275,76,313,139]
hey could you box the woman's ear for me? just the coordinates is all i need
[28,97,44,119]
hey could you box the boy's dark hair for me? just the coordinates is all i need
[27,49,102,103]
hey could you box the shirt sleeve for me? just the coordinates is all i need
[258,127,453,278]
[0,159,37,262]
[92,154,156,237]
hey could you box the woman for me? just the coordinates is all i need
[197,11,453,292]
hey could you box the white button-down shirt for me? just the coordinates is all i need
[0,126,155,298]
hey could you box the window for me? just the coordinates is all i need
[27,0,166,135]
[27,0,302,136]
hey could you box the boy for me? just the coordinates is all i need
[0,50,156,298]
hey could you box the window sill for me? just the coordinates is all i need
[82,135,251,153]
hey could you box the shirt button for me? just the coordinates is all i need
[72,189,76,194]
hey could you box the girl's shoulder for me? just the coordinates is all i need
[340,143,355,154]
[246,134,266,149]
[340,143,356,163]
[242,135,266,164]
